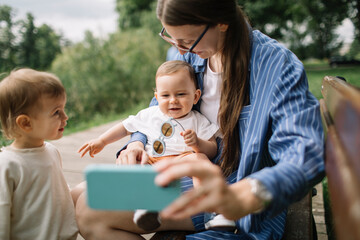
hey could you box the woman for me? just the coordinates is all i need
[76,0,325,239]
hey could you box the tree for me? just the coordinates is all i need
[35,24,62,69]
[116,0,153,30]
[347,0,360,39]
[300,0,348,58]
[18,13,38,68]
[0,5,17,72]
[239,0,349,59]
[0,5,63,72]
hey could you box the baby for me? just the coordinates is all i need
[78,60,219,231]
[79,60,218,163]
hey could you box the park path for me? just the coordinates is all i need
[51,120,326,240]
[51,120,127,189]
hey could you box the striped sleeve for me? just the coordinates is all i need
[249,49,325,216]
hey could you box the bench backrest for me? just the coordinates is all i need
[320,76,360,240]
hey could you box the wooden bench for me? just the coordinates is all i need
[320,76,360,240]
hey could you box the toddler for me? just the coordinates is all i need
[0,69,78,239]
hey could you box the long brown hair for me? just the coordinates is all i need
[157,0,251,176]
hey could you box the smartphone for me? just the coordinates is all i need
[84,164,181,211]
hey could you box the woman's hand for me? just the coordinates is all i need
[154,154,263,220]
[116,141,149,165]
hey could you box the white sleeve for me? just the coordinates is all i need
[194,111,219,140]
[122,107,156,133]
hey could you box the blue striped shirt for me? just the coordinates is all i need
[127,30,325,239]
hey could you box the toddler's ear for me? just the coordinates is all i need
[15,115,32,132]
[154,91,158,101]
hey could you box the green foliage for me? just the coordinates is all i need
[51,29,168,128]
[0,5,17,71]
[240,0,349,59]
[0,5,63,72]
[348,38,360,59]
[114,0,357,59]
[116,0,154,30]
[301,0,348,59]
[18,13,38,68]
[347,0,359,39]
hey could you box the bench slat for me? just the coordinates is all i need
[321,76,360,240]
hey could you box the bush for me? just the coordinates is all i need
[51,28,168,128]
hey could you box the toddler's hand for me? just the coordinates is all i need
[180,129,199,148]
[78,138,106,158]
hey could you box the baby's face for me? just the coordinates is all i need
[29,94,68,143]
[155,69,200,119]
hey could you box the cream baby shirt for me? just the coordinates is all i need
[0,142,78,240]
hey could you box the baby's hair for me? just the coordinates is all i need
[0,68,65,139]
[155,60,198,89]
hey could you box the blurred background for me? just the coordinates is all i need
[1,0,359,136]
[1,1,359,239]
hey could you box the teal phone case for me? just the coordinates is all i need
[85,164,181,211]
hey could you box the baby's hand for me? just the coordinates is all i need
[78,138,106,158]
[180,129,199,148]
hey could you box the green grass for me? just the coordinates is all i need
[302,61,360,240]
[305,62,360,99]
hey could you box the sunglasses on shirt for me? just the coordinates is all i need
[153,118,185,156]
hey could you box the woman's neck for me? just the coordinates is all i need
[209,54,222,73]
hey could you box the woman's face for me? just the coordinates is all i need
[162,23,227,59]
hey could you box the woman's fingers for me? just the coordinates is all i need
[117,147,149,165]
[154,154,220,187]
[161,186,209,219]
[140,151,150,165]
[161,175,226,219]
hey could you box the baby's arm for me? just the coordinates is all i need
[181,130,217,159]
[78,122,131,157]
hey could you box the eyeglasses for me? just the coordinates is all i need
[153,118,185,156]
[159,25,210,53]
